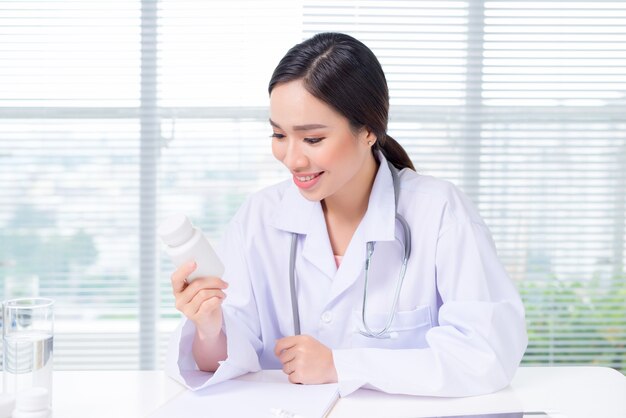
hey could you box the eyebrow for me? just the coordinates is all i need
[269,119,328,131]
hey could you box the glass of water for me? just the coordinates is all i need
[2,298,54,406]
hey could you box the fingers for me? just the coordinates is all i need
[282,360,292,375]
[170,262,229,294]
[276,336,305,382]
[281,359,303,383]
[184,288,227,317]
[276,336,337,385]
[175,276,228,307]
[276,337,298,379]
[197,296,223,316]
[274,336,298,357]
[170,261,198,293]
[178,281,227,314]
[288,372,302,384]
[173,275,229,319]
[278,346,297,365]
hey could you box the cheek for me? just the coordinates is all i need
[271,141,285,161]
[320,137,362,167]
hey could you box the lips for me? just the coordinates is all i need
[292,171,324,190]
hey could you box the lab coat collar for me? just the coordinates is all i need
[269,180,317,235]
[270,151,397,239]
[269,151,398,280]
[360,151,397,243]
[328,152,397,301]
[269,182,337,279]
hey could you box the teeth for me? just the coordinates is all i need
[296,173,319,182]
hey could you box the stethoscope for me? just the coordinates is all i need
[289,160,412,339]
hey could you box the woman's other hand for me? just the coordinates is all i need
[274,335,338,384]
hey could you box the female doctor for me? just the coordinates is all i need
[166,32,528,397]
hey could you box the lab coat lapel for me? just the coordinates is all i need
[301,204,336,280]
[327,223,367,303]
[327,155,397,303]
[269,182,336,280]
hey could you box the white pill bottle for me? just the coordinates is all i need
[158,214,224,282]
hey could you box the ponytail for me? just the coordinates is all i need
[375,134,415,171]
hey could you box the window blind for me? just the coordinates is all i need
[479,0,626,368]
[1,0,624,372]
[0,0,302,370]
[302,0,626,369]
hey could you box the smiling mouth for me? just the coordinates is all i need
[292,171,324,190]
[295,172,323,182]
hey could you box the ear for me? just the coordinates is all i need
[359,127,377,146]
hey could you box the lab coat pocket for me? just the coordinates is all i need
[351,306,432,349]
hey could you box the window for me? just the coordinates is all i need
[1,0,624,372]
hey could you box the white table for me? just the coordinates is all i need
[331,367,626,418]
[3,367,625,417]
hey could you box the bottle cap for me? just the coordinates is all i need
[0,394,15,418]
[15,388,48,412]
[158,214,195,247]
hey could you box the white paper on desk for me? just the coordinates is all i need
[149,379,339,418]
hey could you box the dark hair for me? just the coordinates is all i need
[268,32,415,171]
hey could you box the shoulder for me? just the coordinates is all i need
[397,169,486,228]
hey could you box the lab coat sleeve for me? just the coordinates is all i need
[332,218,528,397]
[165,218,263,390]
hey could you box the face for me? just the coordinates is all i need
[269,79,375,202]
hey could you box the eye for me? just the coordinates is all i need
[304,137,325,144]
[270,133,285,140]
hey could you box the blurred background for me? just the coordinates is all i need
[0,0,624,373]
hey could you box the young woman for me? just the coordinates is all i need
[166,32,527,397]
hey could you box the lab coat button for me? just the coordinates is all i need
[321,311,333,323]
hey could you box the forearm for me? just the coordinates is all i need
[332,302,526,396]
[192,327,228,372]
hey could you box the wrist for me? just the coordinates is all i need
[327,349,338,383]
[195,324,223,341]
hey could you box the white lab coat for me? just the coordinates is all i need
[166,152,528,397]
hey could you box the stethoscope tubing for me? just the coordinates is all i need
[289,160,411,338]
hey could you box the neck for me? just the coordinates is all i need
[322,153,379,224]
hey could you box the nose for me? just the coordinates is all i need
[282,139,309,171]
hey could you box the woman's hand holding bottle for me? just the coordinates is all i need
[170,261,229,337]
